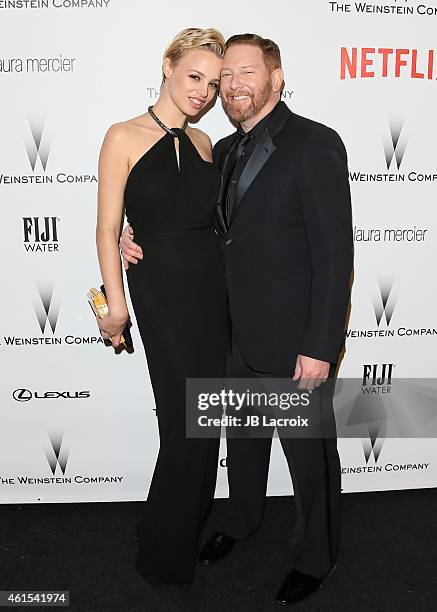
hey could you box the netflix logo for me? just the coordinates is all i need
[340,47,436,80]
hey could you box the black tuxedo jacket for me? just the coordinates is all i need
[213,102,353,372]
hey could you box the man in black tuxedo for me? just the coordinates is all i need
[120,33,353,606]
[201,34,353,605]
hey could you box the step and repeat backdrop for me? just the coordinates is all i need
[1,0,436,503]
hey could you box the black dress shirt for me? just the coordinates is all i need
[221,101,282,227]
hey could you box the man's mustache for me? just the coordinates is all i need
[222,92,253,101]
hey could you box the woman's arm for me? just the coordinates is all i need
[96,124,130,346]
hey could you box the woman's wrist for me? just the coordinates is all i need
[109,304,129,321]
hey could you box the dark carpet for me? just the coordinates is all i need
[1,488,436,611]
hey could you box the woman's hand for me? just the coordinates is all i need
[97,309,129,348]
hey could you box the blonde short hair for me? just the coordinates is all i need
[162,27,225,81]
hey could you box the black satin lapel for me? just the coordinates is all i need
[216,136,239,208]
[215,135,239,235]
[215,204,226,235]
[234,130,277,210]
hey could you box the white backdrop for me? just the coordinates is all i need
[1,0,436,503]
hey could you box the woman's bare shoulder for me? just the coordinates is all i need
[102,114,156,153]
[105,114,151,138]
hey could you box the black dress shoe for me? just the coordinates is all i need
[275,569,323,606]
[199,531,235,564]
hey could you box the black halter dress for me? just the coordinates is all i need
[124,118,227,586]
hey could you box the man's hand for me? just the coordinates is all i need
[292,354,330,391]
[119,224,143,270]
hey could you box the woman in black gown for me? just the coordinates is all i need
[95,28,227,586]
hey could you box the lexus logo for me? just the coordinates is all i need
[383,117,407,171]
[13,388,32,402]
[25,117,50,172]
[12,389,91,401]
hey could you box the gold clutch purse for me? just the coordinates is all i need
[87,285,132,347]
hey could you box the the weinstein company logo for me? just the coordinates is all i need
[358,364,423,467]
[349,115,437,183]
[0,1,111,9]
[42,432,125,485]
[1,283,104,348]
[25,117,50,172]
[145,86,295,101]
[34,283,60,334]
[362,427,384,464]
[330,2,437,17]
[373,279,396,327]
[0,116,97,186]
[341,370,432,475]
[343,364,393,467]
[383,118,406,171]
[46,432,68,476]
[361,363,394,463]
[346,277,437,339]
[2,431,124,487]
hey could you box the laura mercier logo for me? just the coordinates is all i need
[0,54,76,73]
[353,224,429,244]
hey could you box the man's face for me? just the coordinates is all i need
[220,44,273,123]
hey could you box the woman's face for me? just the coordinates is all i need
[164,48,222,117]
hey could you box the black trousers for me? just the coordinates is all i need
[216,329,341,579]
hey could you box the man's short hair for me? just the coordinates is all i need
[225,33,282,72]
